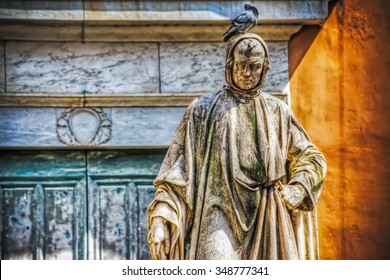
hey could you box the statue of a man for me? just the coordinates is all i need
[147,33,326,260]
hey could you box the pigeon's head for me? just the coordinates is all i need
[244,4,259,18]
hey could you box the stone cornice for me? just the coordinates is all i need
[0,1,329,42]
[0,92,287,107]
[0,1,329,23]
[0,21,302,42]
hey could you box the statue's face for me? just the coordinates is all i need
[232,40,265,90]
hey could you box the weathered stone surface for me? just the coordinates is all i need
[0,1,83,21]
[110,107,186,146]
[0,42,4,92]
[83,24,301,43]
[6,42,159,94]
[83,1,328,23]
[0,107,185,147]
[5,41,287,96]
[0,93,83,107]
[0,1,328,23]
[160,42,226,93]
[160,41,288,94]
[0,22,83,42]
[263,41,289,93]
[0,108,58,147]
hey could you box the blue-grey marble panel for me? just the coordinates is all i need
[0,42,4,92]
[263,41,289,93]
[0,108,59,147]
[6,42,159,94]
[160,41,288,94]
[109,107,186,146]
[160,42,225,93]
[0,107,185,147]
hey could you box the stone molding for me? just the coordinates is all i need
[0,22,302,42]
[0,93,287,107]
[0,1,329,23]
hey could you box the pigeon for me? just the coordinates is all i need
[223,4,259,42]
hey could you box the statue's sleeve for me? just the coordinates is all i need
[148,100,203,259]
[286,114,327,211]
[148,183,187,259]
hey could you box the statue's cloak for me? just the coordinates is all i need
[148,88,326,260]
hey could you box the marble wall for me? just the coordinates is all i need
[0,0,318,148]
[5,41,288,95]
[6,42,159,94]
[0,108,58,147]
[160,41,287,94]
[160,42,226,93]
[1,38,289,147]
[0,42,4,92]
[0,107,186,147]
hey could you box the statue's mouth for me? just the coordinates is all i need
[238,78,256,89]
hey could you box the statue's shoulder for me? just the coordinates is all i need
[188,88,224,111]
[262,92,293,117]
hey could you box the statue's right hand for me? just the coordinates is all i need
[149,217,170,260]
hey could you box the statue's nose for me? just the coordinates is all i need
[243,64,251,76]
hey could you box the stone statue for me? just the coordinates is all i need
[147,33,326,260]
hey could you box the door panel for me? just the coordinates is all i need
[138,185,158,259]
[87,150,165,260]
[88,179,138,260]
[43,181,86,260]
[2,187,35,260]
[0,150,165,260]
[0,151,87,260]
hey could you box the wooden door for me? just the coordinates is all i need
[0,150,165,260]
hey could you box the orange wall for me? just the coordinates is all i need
[289,0,390,259]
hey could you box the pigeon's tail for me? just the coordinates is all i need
[223,31,238,42]
[223,33,233,42]
[223,26,239,42]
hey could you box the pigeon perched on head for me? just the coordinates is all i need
[223,4,259,42]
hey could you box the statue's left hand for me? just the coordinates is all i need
[276,182,307,210]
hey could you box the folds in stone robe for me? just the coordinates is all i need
[148,88,326,260]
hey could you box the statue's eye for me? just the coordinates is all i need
[235,63,244,69]
[250,64,262,71]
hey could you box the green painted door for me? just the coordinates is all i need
[0,150,165,260]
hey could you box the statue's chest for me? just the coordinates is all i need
[213,101,267,183]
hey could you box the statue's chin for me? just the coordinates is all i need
[237,83,256,91]
[234,79,258,91]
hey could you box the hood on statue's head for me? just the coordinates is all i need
[225,33,271,98]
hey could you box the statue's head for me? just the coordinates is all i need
[225,33,270,93]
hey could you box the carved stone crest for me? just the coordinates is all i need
[56,108,111,145]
